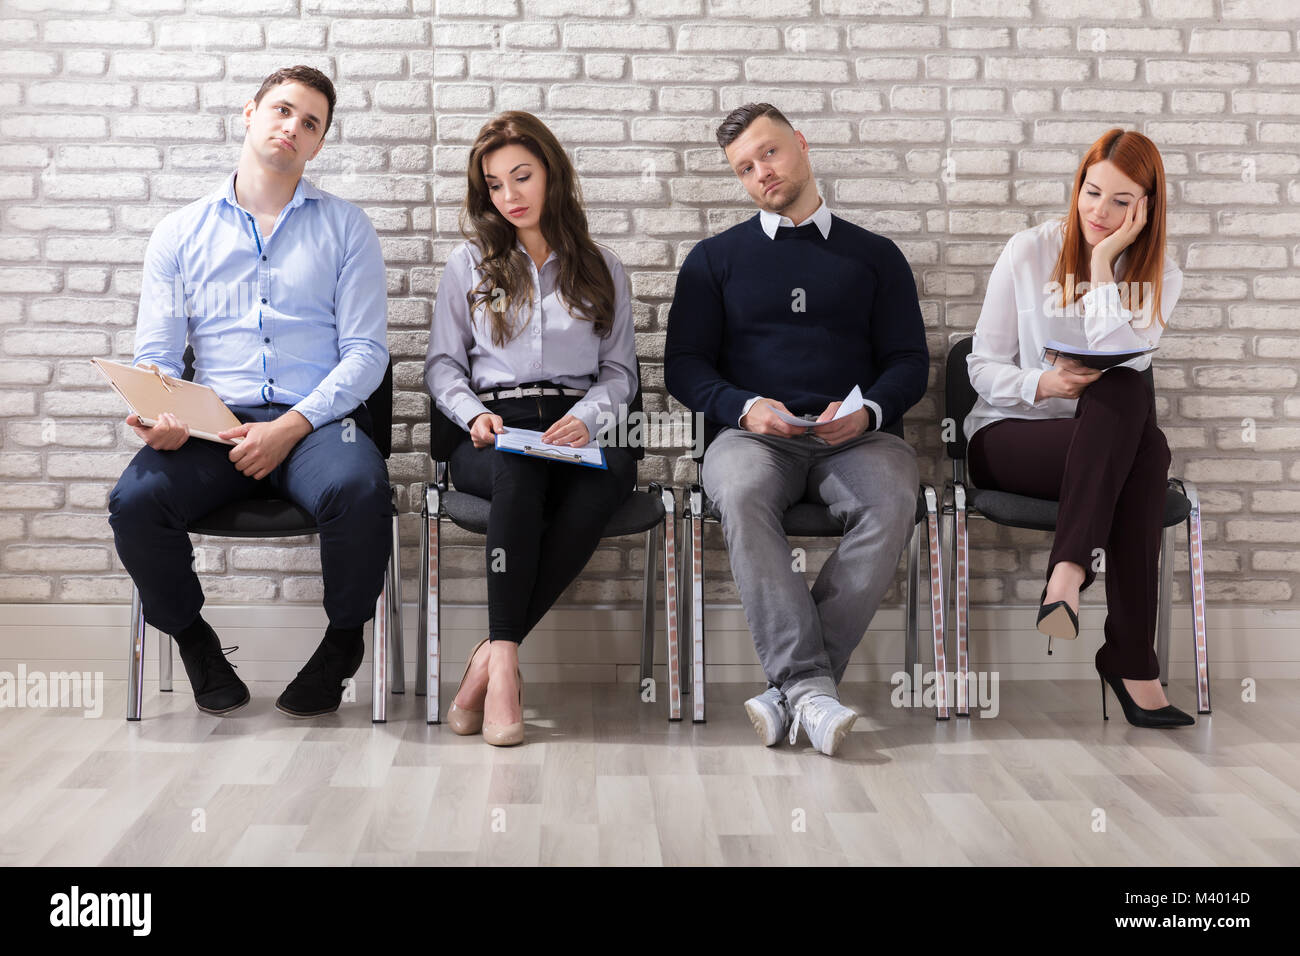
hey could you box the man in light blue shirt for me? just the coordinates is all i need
[109,66,391,719]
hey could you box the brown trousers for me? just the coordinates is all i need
[969,367,1171,679]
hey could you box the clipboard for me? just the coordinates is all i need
[1042,340,1158,371]
[494,427,608,469]
[91,357,244,446]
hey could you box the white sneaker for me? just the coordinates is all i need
[744,686,790,746]
[788,694,858,756]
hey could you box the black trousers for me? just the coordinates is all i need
[968,367,1171,680]
[449,395,636,644]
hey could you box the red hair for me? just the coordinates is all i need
[1052,128,1169,328]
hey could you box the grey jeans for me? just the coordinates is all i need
[700,426,919,709]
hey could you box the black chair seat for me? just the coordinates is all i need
[188,498,317,538]
[967,486,1191,532]
[443,487,667,538]
[701,491,928,535]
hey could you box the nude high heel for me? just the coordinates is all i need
[483,666,524,747]
[446,638,489,735]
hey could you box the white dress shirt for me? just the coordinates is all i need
[964,218,1183,445]
[425,238,638,441]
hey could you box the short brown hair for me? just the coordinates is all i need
[253,65,336,137]
[715,102,793,149]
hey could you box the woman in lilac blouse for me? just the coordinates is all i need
[425,111,638,746]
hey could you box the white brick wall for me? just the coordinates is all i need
[1,1,1297,613]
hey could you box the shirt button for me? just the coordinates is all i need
[531,361,541,369]
[268,378,274,384]
[261,255,267,261]
[264,337,270,343]
[261,297,268,304]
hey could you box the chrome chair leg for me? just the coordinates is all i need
[416,491,428,699]
[388,504,405,695]
[947,483,965,718]
[689,486,706,723]
[1175,479,1212,714]
[926,485,950,720]
[640,485,658,689]
[424,485,441,724]
[678,502,690,700]
[1157,521,1174,686]
[661,485,681,721]
[159,633,173,692]
[127,586,146,721]
[372,578,388,724]
[904,516,920,706]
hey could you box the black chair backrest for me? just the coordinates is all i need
[944,336,978,462]
[944,334,1157,462]
[689,396,904,464]
[428,357,648,472]
[182,344,393,460]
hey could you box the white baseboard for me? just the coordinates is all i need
[1,602,1294,683]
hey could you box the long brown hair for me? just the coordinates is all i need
[461,111,614,347]
[1051,128,1169,327]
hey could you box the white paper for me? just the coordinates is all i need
[495,427,605,466]
[769,385,865,427]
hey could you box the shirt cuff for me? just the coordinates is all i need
[291,398,329,431]
[570,404,600,444]
[739,395,761,426]
[863,399,883,432]
[452,395,491,432]
[1020,368,1045,406]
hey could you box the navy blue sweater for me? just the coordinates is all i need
[665,213,929,446]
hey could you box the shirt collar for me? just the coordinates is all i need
[515,236,558,267]
[218,170,321,212]
[759,197,832,240]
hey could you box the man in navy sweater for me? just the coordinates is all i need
[665,103,928,756]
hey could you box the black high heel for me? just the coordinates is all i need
[1096,664,1194,728]
[1037,585,1078,656]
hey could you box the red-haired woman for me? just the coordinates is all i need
[964,128,1190,727]
[425,112,638,745]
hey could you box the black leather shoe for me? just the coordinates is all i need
[1036,585,1079,643]
[275,627,365,718]
[1097,663,1195,728]
[173,617,250,716]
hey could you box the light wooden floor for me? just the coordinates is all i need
[2,678,1298,866]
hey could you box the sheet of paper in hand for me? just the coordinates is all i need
[769,384,866,427]
[1042,339,1158,371]
[494,427,608,469]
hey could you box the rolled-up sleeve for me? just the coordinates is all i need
[132,215,187,378]
[567,250,638,442]
[967,236,1045,409]
[291,207,389,429]
[425,245,491,432]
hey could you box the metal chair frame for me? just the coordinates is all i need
[942,335,1211,717]
[416,364,682,723]
[127,360,403,722]
[680,415,950,722]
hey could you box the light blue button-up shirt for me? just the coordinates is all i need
[133,171,389,429]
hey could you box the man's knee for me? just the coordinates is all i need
[318,468,390,523]
[702,439,785,519]
[108,466,166,532]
